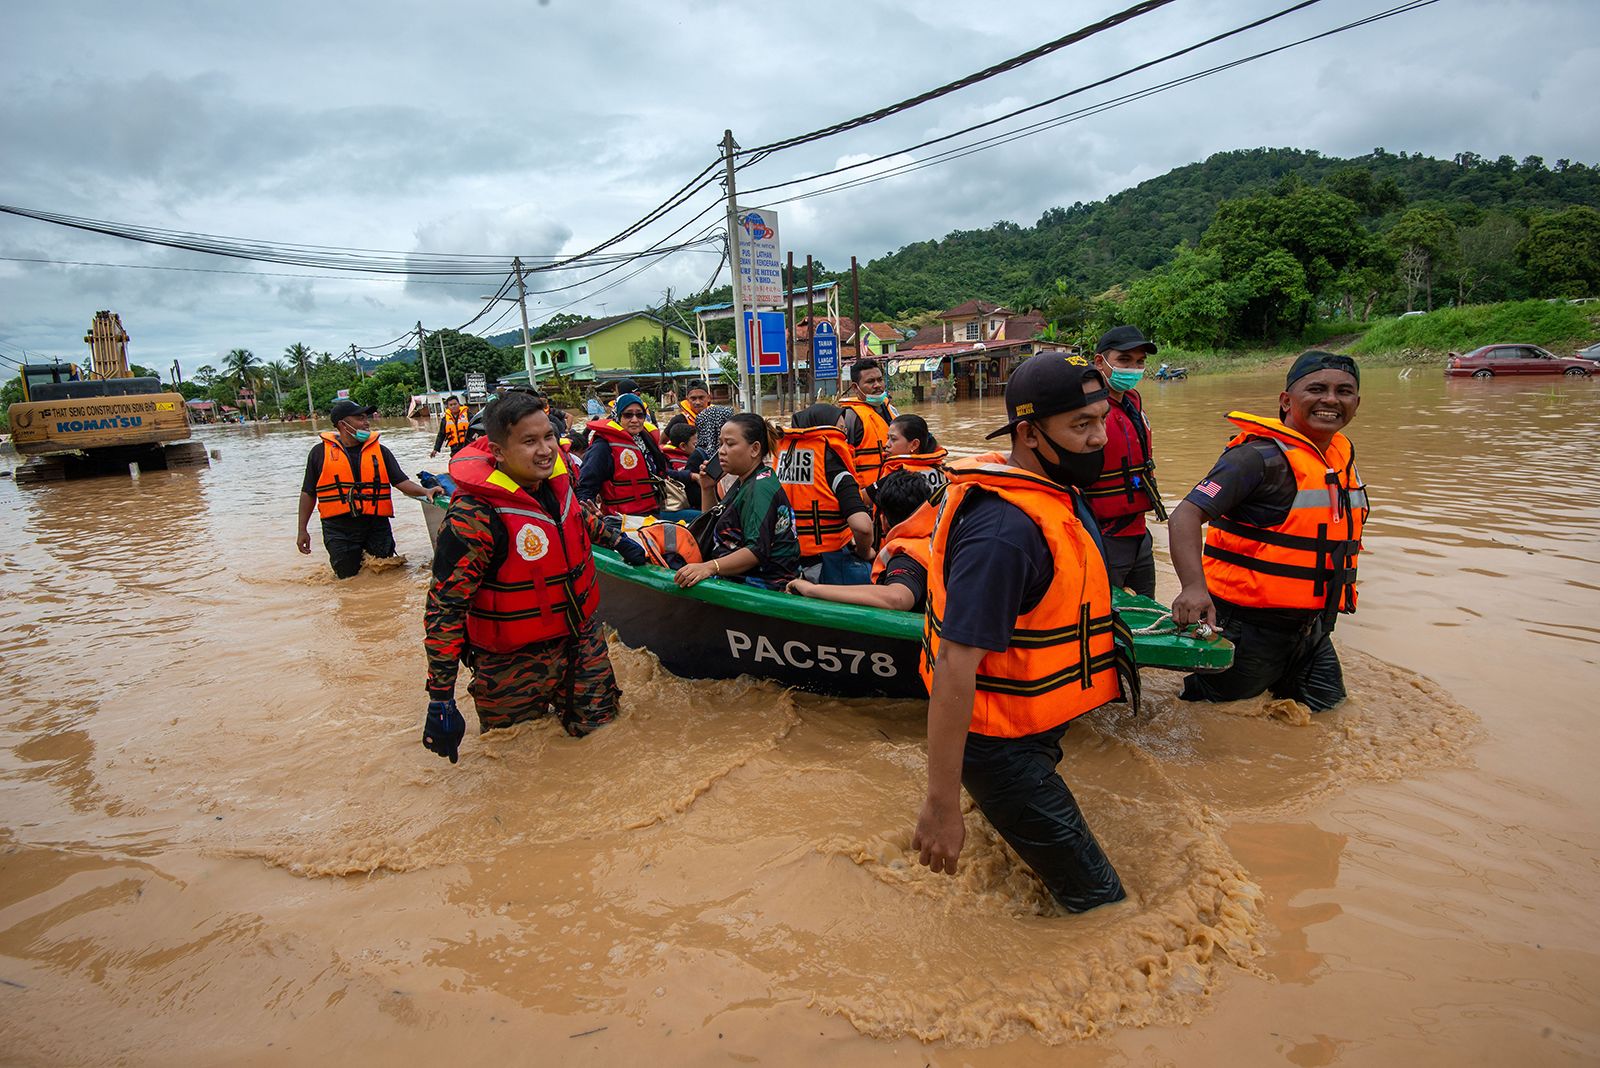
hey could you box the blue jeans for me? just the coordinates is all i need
[657,508,702,523]
[811,546,871,585]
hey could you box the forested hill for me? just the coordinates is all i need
[855,147,1600,317]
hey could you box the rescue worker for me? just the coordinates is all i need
[429,395,473,458]
[421,391,647,761]
[913,354,1136,914]
[776,403,875,585]
[839,357,898,490]
[1082,327,1167,598]
[577,393,673,518]
[1169,351,1367,712]
[786,470,934,612]
[296,399,444,579]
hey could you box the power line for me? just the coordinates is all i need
[0,255,532,286]
[737,0,1185,158]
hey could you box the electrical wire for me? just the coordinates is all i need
[737,0,1185,158]
[0,255,535,286]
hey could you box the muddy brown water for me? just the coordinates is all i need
[1,370,1596,1065]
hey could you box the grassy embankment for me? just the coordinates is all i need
[1160,300,1600,376]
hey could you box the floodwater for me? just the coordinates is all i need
[0,369,1596,1065]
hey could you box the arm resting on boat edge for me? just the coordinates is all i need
[786,576,915,612]
[675,546,758,588]
[423,497,498,698]
[1167,501,1216,628]
[913,640,985,877]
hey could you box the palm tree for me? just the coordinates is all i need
[264,359,291,410]
[285,342,314,416]
[224,348,261,414]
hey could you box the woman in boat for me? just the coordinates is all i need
[674,414,801,591]
[578,393,695,520]
[876,413,948,497]
[786,470,934,612]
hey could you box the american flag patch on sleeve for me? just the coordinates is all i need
[1193,479,1222,498]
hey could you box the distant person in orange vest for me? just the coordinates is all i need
[430,395,474,458]
[839,357,898,489]
[913,354,1137,914]
[1169,351,1368,711]
[1083,327,1167,598]
[296,399,445,578]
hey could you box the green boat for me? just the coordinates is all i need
[591,548,1232,699]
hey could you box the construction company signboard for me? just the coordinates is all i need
[736,208,782,307]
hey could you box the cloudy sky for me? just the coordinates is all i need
[1,0,1595,378]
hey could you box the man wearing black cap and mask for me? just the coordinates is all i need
[1168,351,1369,711]
[296,399,446,578]
[1084,325,1167,598]
[912,352,1138,914]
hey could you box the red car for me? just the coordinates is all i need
[1445,344,1593,378]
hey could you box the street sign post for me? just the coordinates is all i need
[464,372,487,402]
[743,311,788,376]
[811,319,838,386]
[736,208,782,308]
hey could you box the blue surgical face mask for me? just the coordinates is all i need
[864,391,889,405]
[1107,368,1145,392]
[348,425,372,443]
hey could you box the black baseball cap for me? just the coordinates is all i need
[984,352,1109,439]
[1285,350,1360,388]
[1096,325,1157,355]
[329,399,377,423]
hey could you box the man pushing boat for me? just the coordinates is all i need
[913,353,1137,913]
[420,391,647,763]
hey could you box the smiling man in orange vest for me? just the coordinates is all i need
[421,392,648,763]
[1169,351,1368,711]
[913,353,1137,914]
[296,398,445,578]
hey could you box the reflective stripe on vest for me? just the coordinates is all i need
[314,432,394,519]
[775,426,856,555]
[1201,412,1368,617]
[839,398,896,488]
[921,454,1125,736]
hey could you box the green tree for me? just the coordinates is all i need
[349,359,421,416]
[1519,206,1600,298]
[422,329,518,387]
[1457,212,1527,303]
[193,364,219,389]
[628,335,683,392]
[1386,208,1458,311]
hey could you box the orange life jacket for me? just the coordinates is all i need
[442,408,470,448]
[448,439,598,652]
[1202,413,1367,617]
[838,397,897,488]
[870,500,935,583]
[775,425,859,556]
[1081,390,1166,536]
[314,432,394,519]
[877,447,948,496]
[587,418,662,516]
[635,520,704,569]
[922,454,1126,736]
[677,400,698,427]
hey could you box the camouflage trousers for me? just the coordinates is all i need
[467,618,620,737]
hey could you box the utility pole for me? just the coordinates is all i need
[348,344,363,379]
[512,256,535,386]
[437,332,453,394]
[302,354,314,418]
[785,252,795,416]
[805,256,815,403]
[722,129,751,412]
[851,257,863,361]
[416,322,436,425]
[658,287,672,402]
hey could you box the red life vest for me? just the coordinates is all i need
[838,397,897,488]
[313,432,394,519]
[1081,390,1166,537]
[922,454,1127,736]
[1202,413,1368,617]
[448,438,599,652]
[870,500,935,583]
[775,425,858,555]
[587,418,662,516]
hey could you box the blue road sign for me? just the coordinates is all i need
[812,320,838,380]
[743,311,789,375]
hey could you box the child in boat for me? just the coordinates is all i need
[785,471,933,612]
[674,414,800,591]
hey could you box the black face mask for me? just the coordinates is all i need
[1029,426,1104,489]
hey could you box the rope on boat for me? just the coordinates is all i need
[1130,612,1216,641]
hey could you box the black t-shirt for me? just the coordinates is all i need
[937,493,1055,653]
[1182,439,1296,527]
[301,439,409,495]
[876,551,928,612]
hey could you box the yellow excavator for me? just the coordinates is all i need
[6,311,209,483]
